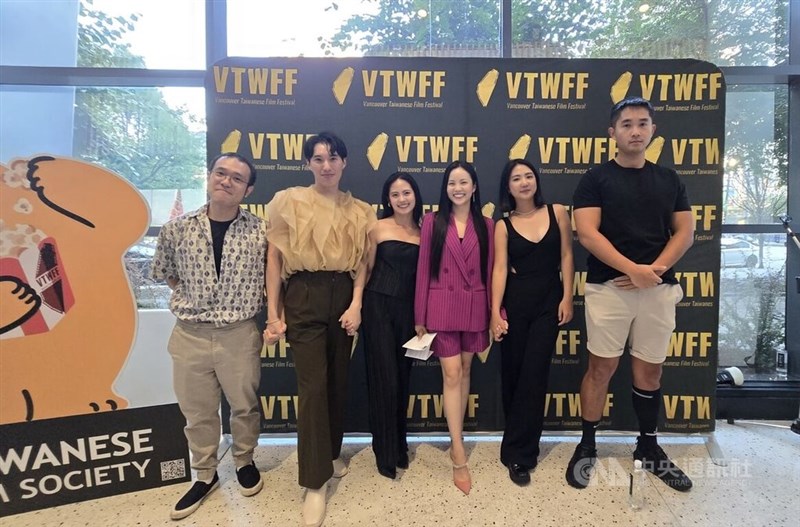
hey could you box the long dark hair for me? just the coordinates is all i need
[430,160,489,285]
[381,171,423,224]
[498,158,545,214]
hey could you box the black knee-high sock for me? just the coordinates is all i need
[580,418,600,448]
[632,386,660,449]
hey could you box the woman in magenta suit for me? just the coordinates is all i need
[415,160,494,495]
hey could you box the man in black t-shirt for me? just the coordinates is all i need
[153,153,268,519]
[566,97,695,492]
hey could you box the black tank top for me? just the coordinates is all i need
[503,204,560,284]
[365,240,419,299]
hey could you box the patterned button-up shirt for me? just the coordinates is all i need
[152,204,267,325]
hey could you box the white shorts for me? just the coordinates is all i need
[584,281,683,364]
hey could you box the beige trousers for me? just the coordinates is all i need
[168,318,262,480]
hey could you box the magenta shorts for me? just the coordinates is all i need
[431,330,489,358]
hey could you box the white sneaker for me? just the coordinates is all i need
[302,486,327,527]
[332,457,349,478]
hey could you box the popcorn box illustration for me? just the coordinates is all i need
[1,233,74,339]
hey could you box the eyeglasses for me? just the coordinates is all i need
[211,169,249,186]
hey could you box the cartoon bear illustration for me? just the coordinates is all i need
[0,156,149,424]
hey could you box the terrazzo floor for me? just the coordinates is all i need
[5,420,797,527]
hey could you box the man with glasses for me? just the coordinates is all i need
[566,97,695,492]
[152,153,268,519]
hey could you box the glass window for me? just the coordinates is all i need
[75,86,208,230]
[73,86,207,200]
[0,0,205,69]
[510,0,789,65]
[1,85,205,309]
[79,0,205,69]
[707,0,789,66]
[718,235,787,378]
[0,85,80,158]
[230,0,502,58]
[1,85,206,203]
[126,236,171,309]
[723,85,788,225]
[1,0,80,67]
[228,0,375,57]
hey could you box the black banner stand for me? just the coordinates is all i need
[777,215,800,435]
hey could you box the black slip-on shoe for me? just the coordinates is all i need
[170,473,220,520]
[237,462,263,497]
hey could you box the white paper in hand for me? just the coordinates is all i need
[403,333,437,360]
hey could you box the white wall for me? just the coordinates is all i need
[114,309,178,408]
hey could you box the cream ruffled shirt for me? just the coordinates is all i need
[266,186,377,279]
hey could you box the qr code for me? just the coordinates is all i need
[160,459,187,481]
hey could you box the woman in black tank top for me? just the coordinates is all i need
[362,172,423,479]
[490,159,575,485]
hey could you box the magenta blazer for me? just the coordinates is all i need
[415,212,494,332]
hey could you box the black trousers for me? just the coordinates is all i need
[285,271,354,489]
[361,290,414,472]
[500,275,561,468]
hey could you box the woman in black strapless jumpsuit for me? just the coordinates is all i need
[491,159,574,485]
[362,172,422,479]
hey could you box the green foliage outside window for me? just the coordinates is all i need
[74,0,205,190]
[322,0,788,65]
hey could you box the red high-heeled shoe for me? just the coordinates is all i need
[450,451,471,495]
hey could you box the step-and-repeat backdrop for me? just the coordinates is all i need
[209,57,724,435]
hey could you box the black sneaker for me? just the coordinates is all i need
[170,473,219,520]
[508,463,531,486]
[236,462,263,497]
[633,440,693,492]
[565,443,597,489]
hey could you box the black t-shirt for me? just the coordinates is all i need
[209,218,234,278]
[572,159,690,284]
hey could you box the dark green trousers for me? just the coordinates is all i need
[285,271,354,489]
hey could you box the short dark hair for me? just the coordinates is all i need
[303,131,348,161]
[381,171,423,225]
[208,152,257,187]
[498,159,545,214]
[610,96,655,127]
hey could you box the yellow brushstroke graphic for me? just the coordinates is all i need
[645,136,665,163]
[476,69,500,107]
[508,134,532,160]
[610,71,632,104]
[221,129,242,153]
[332,67,355,105]
[366,132,389,171]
